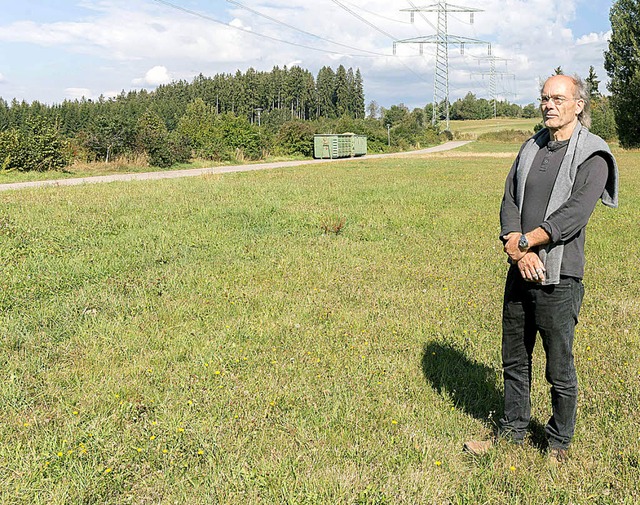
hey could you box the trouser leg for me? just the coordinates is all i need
[536,277,584,449]
[499,270,536,441]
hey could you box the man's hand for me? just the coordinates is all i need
[503,227,552,264]
[503,232,526,263]
[517,252,546,283]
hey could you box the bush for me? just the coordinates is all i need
[275,121,315,157]
[477,129,532,143]
[167,131,191,165]
[590,97,617,141]
[137,110,192,168]
[0,129,22,170]
[0,118,69,171]
[218,113,265,161]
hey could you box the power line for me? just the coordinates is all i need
[342,0,413,24]
[152,0,383,58]
[225,0,390,57]
[329,0,399,40]
[327,0,435,89]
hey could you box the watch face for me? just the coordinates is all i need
[519,235,528,249]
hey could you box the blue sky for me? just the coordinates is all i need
[0,0,614,108]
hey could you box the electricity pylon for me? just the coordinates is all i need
[471,55,514,118]
[394,2,490,130]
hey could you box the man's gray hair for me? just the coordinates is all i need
[540,74,592,128]
[571,74,591,129]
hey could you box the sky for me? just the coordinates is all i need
[0,0,614,109]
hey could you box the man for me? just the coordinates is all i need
[464,74,618,462]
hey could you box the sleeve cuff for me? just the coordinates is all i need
[541,221,559,243]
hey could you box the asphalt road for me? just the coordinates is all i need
[0,141,472,192]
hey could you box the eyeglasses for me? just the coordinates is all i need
[539,95,578,106]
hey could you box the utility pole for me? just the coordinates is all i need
[394,2,490,130]
[471,56,514,118]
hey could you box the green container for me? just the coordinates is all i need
[313,134,367,159]
[353,135,367,156]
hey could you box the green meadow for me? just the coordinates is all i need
[449,118,541,138]
[1,140,638,504]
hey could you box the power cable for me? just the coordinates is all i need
[325,0,434,87]
[341,0,413,24]
[225,0,391,56]
[152,0,381,58]
[329,0,399,40]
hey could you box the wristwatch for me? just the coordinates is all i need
[518,234,529,251]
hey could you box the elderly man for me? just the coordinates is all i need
[465,74,618,462]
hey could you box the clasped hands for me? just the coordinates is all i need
[502,232,546,283]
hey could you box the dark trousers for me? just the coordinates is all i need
[499,267,584,449]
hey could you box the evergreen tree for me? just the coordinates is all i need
[316,66,336,118]
[353,69,366,119]
[335,65,350,117]
[604,0,640,147]
[0,98,10,130]
[585,65,601,99]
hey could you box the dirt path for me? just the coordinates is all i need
[0,141,472,192]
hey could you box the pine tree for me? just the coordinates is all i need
[335,65,350,117]
[316,67,336,118]
[353,69,365,119]
[585,65,601,99]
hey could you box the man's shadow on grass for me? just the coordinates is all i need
[421,342,546,450]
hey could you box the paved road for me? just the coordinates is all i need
[0,141,472,192]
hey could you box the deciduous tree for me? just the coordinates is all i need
[604,0,640,147]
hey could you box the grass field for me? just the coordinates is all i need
[448,118,541,138]
[0,141,638,504]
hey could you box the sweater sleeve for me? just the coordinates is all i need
[541,153,609,243]
[499,156,522,241]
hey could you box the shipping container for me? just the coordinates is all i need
[313,134,367,159]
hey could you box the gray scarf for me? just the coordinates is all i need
[515,124,619,285]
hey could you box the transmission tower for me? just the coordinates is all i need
[471,56,515,118]
[394,2,490,130]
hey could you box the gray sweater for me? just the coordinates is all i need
[500,125,619,285]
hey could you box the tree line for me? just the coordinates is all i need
[0,64,372,171]
[1,59,474,172]
[1,58,624,173]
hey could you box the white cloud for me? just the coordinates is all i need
[132,66,173,87]
[0,72,6,83]
[577,31,610,45]
[65,87,93,100]
[229,18,251,31]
